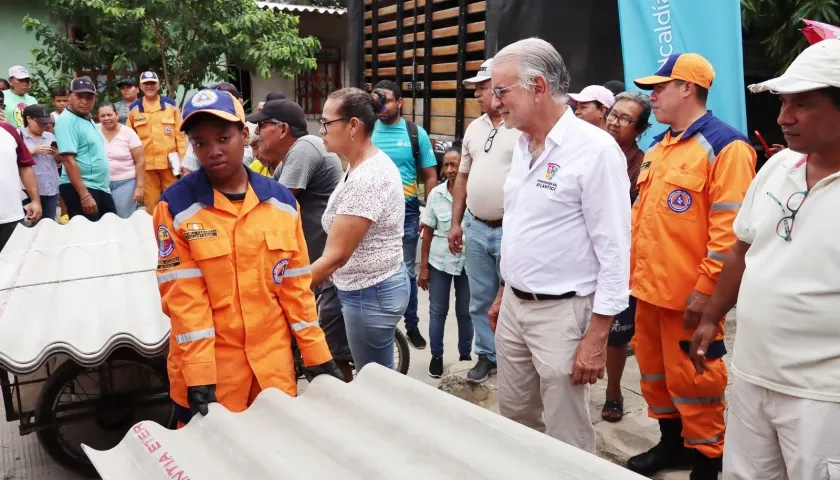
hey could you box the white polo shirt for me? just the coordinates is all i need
[501,108,631,316]
[0,122,36,224]
[733,148,840,403]
[461,114,521,221]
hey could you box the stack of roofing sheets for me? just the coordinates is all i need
[83,364,647,480]
[0,212,170,375]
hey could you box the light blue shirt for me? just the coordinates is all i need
[420,181,466,276]
[55,109,111,193]
[372,118,436,201]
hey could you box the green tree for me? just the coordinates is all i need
[742,0,840,72]
[23,0,321,104]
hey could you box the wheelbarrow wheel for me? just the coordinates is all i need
[34,350,173,478]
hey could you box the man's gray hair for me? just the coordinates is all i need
[494,37,571,99]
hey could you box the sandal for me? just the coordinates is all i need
[601,397,624,423]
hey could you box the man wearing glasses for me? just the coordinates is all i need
[489,39,630,454]
[448,57,521,384]
[626,53,757,479]
[690,40,840,480]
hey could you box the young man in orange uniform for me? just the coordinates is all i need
[626,53,757,479]
[129,71,186,213]
[154,89,341,425]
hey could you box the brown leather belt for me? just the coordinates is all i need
[470,210,502,229]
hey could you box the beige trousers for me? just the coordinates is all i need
[724,377,840,480]
[496,285,596,453]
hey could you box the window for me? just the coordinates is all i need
[296,47,342,115]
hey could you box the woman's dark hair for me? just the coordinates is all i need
[97,101,116,114]
[328,87,380,136]
[613,91,653,134]
[51,86,68,98]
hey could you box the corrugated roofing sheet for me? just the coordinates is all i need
[83,364,646,479]
[0,212,170,375]
[256,1,346,15]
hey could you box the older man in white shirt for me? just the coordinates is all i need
[488,37,631,453]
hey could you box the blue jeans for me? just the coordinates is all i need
[428,265,473,358]
[463,211,502,363]
[337,265,410,372]
[401,211,420,329]
[32,195,58,226]
[110,178,138,219]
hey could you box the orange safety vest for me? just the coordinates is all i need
[631,112,757,310]
[154,168,332,412]
[129,96,187,171]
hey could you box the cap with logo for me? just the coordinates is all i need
[139,71,160,84]
[749,39,840,94]
[463,58,494,85]
[568,85,616,108]
[245,100,308,132]
[69,77,97,94]
[181,89,246,131]
[117,78,137,88]
[634,53,715,90]
[22,104,56,125]
[8,66,30,80]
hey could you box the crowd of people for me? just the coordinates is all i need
[2,34,840,480]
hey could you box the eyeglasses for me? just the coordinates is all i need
[766,190,809,242]
[606,110,638,128]
[491,82,529,99]
[484,128,498,152]
[257,120,280,131]
[319,117,352,134]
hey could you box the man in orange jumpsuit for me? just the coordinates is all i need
[154,89,341,424]
[626,53,756,479]
[129,71,186,213]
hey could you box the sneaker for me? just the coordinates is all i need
[467,355,497,383]
[405,327,427,350]
[428,356,444,378]
[459,354,472,362]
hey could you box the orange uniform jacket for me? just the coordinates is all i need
[129,96,187,171]
[631,112,757,310]
[154,168,332,412]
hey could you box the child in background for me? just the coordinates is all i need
[419,145,473,378]
[50,86,69,123]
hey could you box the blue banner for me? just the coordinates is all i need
[617,0,747,149]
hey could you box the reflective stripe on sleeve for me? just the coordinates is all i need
[650,405,679,414]
[710,201,741,211]
[672,395,725,405]
[173,203,207,230]
[695,133,717,165]
[707,250,727,261]
[265,198,298,217]
[686,435,722,445]
[640,372,666,382]
[284,266,311,278]
[291,320,320,332]
[157,268,203,285]
[175,327,215,345]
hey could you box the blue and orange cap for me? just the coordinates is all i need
[181,89,246,131]
[139,71,160,84]
[634,53,715,90]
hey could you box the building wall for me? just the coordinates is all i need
[250,9,348,131]
[0,0,56,76]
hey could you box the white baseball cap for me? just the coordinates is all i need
[568,85,616,108]
[749,39,840,94]
[8,66,30,80]
[463,59,494,85]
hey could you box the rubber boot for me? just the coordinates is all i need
[626,418,692,475]
[689,449,722,480]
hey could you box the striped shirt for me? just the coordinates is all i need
[419,180,466,276]
[19,129,60,196]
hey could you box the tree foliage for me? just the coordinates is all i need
[23,0,321,102]
[742,0,840,72]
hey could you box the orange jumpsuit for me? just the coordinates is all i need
[129,96,186,213]
[154,167,333,420]
[630,112,756,457]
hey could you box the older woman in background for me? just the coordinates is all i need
[600,90,652,423]
[98,101,145,218]
[310,88,409,372]
[21,104,60,224]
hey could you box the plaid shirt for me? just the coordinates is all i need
[19,128,59,196]
[420,181,466,276]
[114,100,131,125]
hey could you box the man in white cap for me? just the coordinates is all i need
[4,66,37,128]
[568,85,616,129]
[690,39,840,480]
[448,58,522,384]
